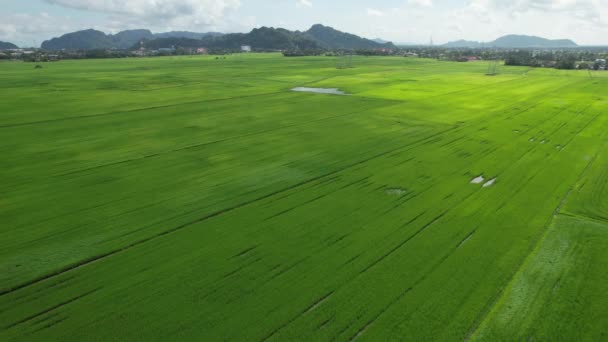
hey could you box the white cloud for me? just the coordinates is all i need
[296,0,312,8]
[468,0,605,22]
[3,0,608,47]
[0,12,78,47]
[44,0,241,28]
[366,8,385,17]
[408,0,433,7]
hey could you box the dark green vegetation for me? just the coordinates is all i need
[41,29,223,50]
[142,24,393,51]
[443,34,578,48]
[1,55,607,340]
[0,41,18,49]
[43,25,394,51]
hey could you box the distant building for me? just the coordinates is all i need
[196,47,208,55]
[403,52,418,57]
[241,45,252,52]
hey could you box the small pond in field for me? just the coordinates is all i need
[292,87,348,95]
[483,178,497,188]
[471,176,485,184]
[385,187,408,196]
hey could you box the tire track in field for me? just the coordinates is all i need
[4,288,99,330]
[331,219,483,341]
[347,228,483,341]
[347,120,596,339]
[339,123,573,339]
[2,69,585,315]
[262,186,479,341]
[0,124,459,297]
[260,291,336,342]
[463,110,608,342]
[257,87,594,340]
[489,105,591,212]
[195,178,420,310]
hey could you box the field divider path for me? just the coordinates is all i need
[0,91,286,129]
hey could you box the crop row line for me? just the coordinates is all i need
[0,91,285,129]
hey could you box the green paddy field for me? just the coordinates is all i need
[1,54,607,340]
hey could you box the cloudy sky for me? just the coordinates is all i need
[1,0,607,47]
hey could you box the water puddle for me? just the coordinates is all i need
[292,87,348,95]
[483,178,497,187]
[471,176,485,184]
[385,188,407,196]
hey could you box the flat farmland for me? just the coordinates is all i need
[1,54,607,340]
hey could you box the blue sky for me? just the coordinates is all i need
[1,0,607,47]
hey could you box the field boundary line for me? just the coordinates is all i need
[559,212,608,227]
[4,287,99,329]
[0,91,285,129]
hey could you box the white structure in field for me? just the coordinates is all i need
[241,45,252,52]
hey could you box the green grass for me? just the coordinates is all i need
[1,54,607,340]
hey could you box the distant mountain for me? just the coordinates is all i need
[141,24,395,51]
[443,35,577,48]
[41,29,224,50]
[306,24,395,49]
[0,41,18,49]
[143,27,321,51]
[154,31,223,40]
[491,35,577,48]
[42,29,112,50]
[111,29,154,49]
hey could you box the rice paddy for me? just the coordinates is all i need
[1,54,607,340]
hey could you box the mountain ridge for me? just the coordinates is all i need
[443,34,578,48]
[41,25,395,51]
[41,29,224,50]
[0,41,19,49]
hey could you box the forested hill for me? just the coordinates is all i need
[0,41,18,49]
[41,29,223,50]
[142,24,395,51]
[42,25,395,51]
[305,24,394,49]
[443,34,578,48]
